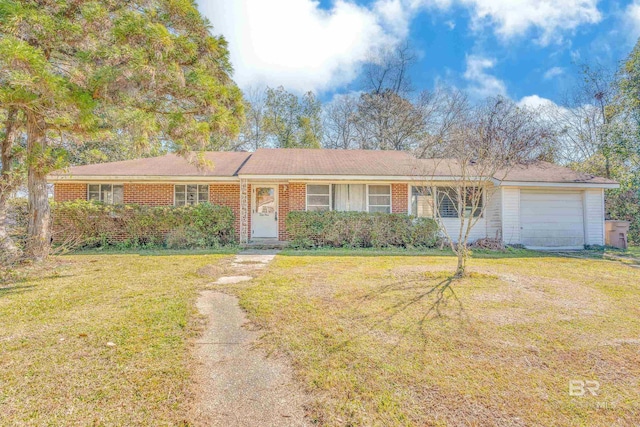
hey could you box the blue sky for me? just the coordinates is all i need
[199,0,640,106]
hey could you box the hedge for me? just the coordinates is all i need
[50,201,236,249]
[5,200,236,250]
[286,211,439,248]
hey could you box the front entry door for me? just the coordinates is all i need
[252,185,278,238]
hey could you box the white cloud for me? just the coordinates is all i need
[458,0,601,45]
[200,0,603,94]
[411,0,601,45]
[463,55,507,99]
[517,94,557,109]
[543,66,564,80]
[200,0,405,93]
[623,0,640,42]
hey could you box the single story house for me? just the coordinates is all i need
[49,148,619,249]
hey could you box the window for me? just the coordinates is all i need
[437,187,458,218]
[368,185,391,213]
[88,184,123,204]
[306,184,331,211]
[410,186,434,218]
[332,184,366,211]
[436,187,483,218]
[174,184,209,206]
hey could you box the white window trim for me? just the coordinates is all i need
[305,183,394,213]
[305,184,332,211]
[87,183,124,205]
[432,186,484,219]
[173,184,210,206]
[367,184,392,214]
[409,184,435,218]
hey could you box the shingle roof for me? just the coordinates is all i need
[51,152,252,177]
[496,161,618,184]
[49,149,617,186]
[239,148,415,176]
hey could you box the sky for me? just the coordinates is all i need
[198,0,640,107]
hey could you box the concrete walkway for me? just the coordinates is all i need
[192,251,309,426]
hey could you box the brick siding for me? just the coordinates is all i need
[123,183,174,206]
[54,183,87,202]
[54,181,409,242]
[392,183,408,214]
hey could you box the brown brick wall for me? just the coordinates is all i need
[123,183,174,206]
[54,183,87,202]
[288,183,306,211]
[392,183,408,214]
[278,184,290,241]
[209,183,241,238]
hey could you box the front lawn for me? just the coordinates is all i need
[0,253,231,425]
[233,252,640,426]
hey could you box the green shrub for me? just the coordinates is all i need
[52,201,235,250]
[286,211,439,249]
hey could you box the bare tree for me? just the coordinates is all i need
[413,97,554,277]
[547,64,619,177]
[362,44,416,96]
[353,90,426,150]
[415,86,471,158]
[239,86,268,151]
[322,93,359,149]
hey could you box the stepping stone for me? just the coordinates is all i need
[215,276,253,285]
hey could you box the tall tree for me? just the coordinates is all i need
[322,93,359,149]
[263,86,322,148]
[353,90,426,151]
[0,108,24,263]
[239,86,268,151]
[0,0,244,260]
[362,44,416,96]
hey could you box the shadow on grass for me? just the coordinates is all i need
[0,284,35,297]
[279,246,550,260]
[62,246,240,257]
[341,275,470,355]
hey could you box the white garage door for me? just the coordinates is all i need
[520,190,585,249]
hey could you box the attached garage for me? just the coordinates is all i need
[520,190,585,249]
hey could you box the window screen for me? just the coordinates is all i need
[174,185,209,206]
[88,184,124,204]
[306,184,331,211]
[368,185,391,213]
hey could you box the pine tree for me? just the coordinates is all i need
[0,0,244,260]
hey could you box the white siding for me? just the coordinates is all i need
[484,185,502,240]
[501,187,521,244]
[520,190,584,248]
[439,217,487,243]
[584,188,605,246]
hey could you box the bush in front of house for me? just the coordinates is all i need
[286,211,439,248]
[52,201,236,250]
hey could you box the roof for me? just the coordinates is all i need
[239,148,415,176]
[48,149,618,187]
[496,161,618,185]
[50,152,252,178]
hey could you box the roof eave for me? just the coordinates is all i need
[47,175,238,182]
[494,179,620,189]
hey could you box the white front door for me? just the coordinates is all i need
[252,185,278,239]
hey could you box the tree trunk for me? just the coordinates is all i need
[0,108,21,264]
[0,193,20,264]
[25,113,51,262]
[454,243,469,278]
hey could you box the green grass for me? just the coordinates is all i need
[0,254,231,426]
[229,253,640,426]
